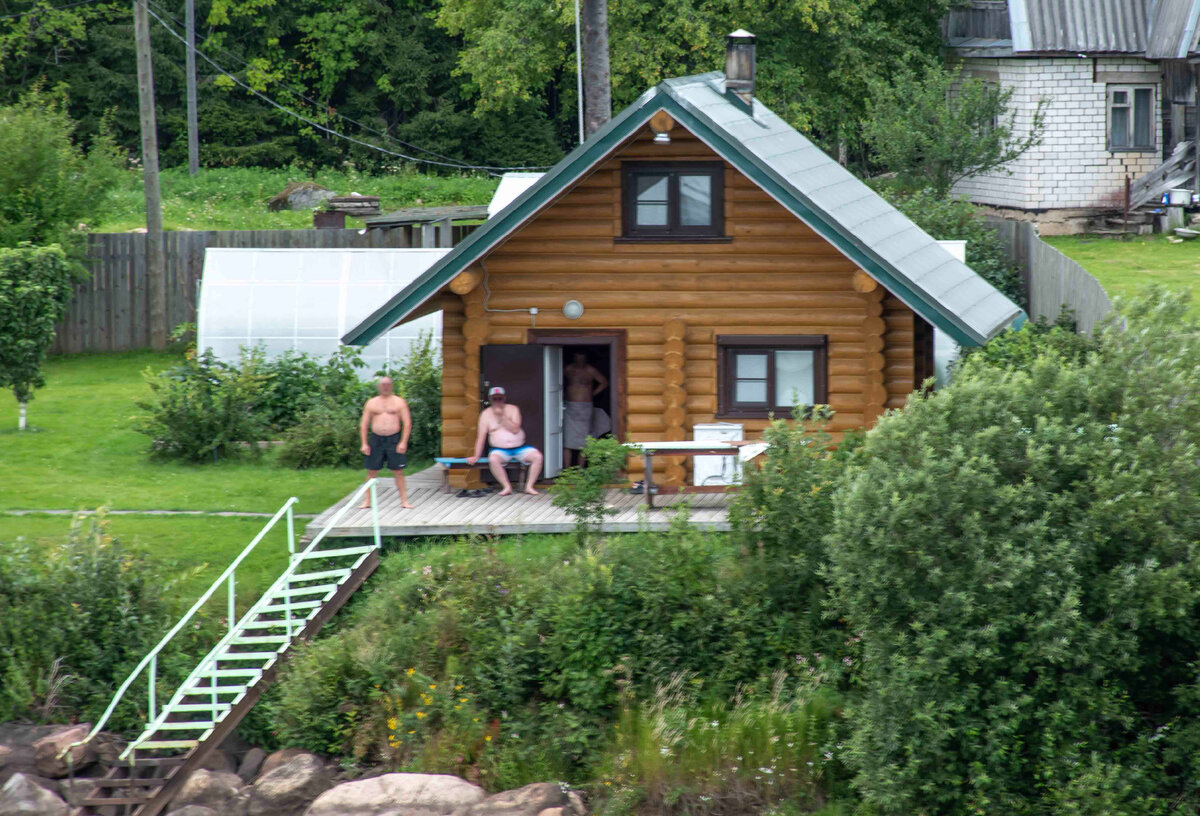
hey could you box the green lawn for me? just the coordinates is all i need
[0,351,397,514]
[1043,234,1200,317]
[0,350,431,600]
[92,166,498,232]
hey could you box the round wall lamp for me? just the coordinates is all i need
[562,299,584,320]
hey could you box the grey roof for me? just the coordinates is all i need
[1146,0,1200,57]
[952,0,1200,56]
[344,72,1024,349]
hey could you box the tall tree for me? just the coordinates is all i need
[581,0,610,136]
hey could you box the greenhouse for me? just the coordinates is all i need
[197,247,448,372]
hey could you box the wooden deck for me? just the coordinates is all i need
[305,470,732,538]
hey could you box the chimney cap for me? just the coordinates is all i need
[728,29,755,39]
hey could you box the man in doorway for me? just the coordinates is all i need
[467,386,543,495]
[358,376,414,509]
[563,351,609,467]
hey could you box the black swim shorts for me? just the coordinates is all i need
[364,432,407,471]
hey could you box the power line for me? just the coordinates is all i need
[146,0,472,167]
[0,0,106,21]
[144,4,553,173]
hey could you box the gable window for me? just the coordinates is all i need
[1108,85,1155,150]
[620,162,725,240]
[717,335,828,418]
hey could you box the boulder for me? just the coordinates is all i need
[537,810,564,816]
[238,747,266,783]
[463,782,566,816]
[246,753,331,816]
[168,807,219,816]
[566,791,587,815]
[0,772,69,816]
[57,777,95,806]
[304,774,485,816]
[169,769,246,815]
[31,724,94,778]
[199,750,235,774]
[267,182,336,212]
[258,748,312,781]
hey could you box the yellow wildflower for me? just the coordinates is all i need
[386,717,397,731]
[455,685,464,690]
[428,684,437,690]
[484,735,491,742]
[406,667,415,676]
[416,711,426,719]
[459,698,468,703]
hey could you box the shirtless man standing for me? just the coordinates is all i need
[467,386,543,495]
[358,377,414,509]
[563,352,609,467]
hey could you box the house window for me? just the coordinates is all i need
[621,162,725,240]
[1108,85,1155,150]
[717,335,828,418]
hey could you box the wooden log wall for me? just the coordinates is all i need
[439,126,921,486]
[53,224,475,354]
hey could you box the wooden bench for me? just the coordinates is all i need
[435,457,530,494]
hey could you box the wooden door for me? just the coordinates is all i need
[480,344,545,457]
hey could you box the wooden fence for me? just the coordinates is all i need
[53,224,475,354]
[989,219,1113,334]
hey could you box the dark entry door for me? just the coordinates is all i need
[480,345,545,457]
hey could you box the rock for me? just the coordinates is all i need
[31,724,94,778]
[464,782,565,816]
[246,753,331,816]
[566,791,586,815]
[0,772,69,816]
[0,749,10,770]
[267,182,335,212]
[304,774,485,816]
[258,749,312,781]
[168,807,219,816]
[238,748,266,783]
[199,750,235,774]
[169,769,246,815]
[57,777,94,806]
[537,809,565,816]
[0,725,59,786]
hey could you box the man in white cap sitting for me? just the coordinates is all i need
[467,386,543,495]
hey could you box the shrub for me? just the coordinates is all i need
[276,398,360,469]
[879,186,1025,305]
[0,512,170,727]
[135,348,269,462]
[258,347,363,432]
[270,523,817,787]
[957,310,1098,374]
[827,291,1200,814]
[599,674,843,815]
[0,244,75,429]
[551,436,629,542]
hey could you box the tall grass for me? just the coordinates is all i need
[600,673,842,815]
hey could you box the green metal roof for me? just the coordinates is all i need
[343,73,1025,349]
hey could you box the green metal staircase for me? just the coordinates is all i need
[63,482,382,816]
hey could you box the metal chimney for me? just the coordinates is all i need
[725,29,756,105]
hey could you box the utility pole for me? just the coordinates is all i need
[581,0,611,137]
[133,0,167,350]
[185,0,199,174]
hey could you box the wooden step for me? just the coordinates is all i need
[299,545,376,559]
[216,651,279,661]
[94,777,167,788]
[288,568,351,582]
[269,583,339,597]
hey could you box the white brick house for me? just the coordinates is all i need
[944,0,1199,233]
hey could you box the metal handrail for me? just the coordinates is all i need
[58,496,300,759]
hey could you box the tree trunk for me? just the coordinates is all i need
[581,0,611,138]
[18,401,26,431]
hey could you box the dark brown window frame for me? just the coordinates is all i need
[717,335,828,419]
[619,161,726,241]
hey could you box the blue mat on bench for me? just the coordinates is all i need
[435,457,527,466]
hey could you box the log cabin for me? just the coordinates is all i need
[344,32,1026,489]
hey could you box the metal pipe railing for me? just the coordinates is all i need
[58,497,299,759]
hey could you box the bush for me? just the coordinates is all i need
[599,674,843,815]
[0,512,170,726]
[135,348,269,462]
[269,522,818,788]
[258,347,363,432]
[827,291,1200,814]
[276,398,361,469]
[957,310,1098,374]
[551,436,629,542]
[879,186,1025,305]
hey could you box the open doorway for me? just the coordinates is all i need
[529,330,624,478]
